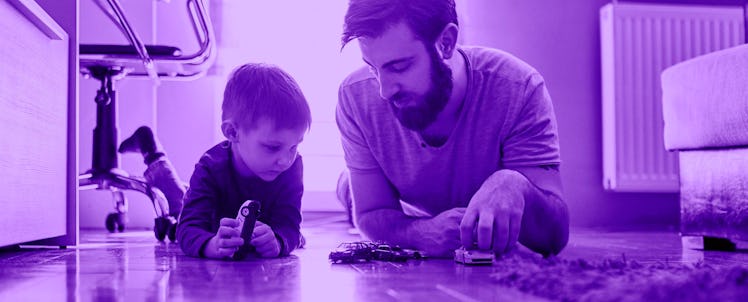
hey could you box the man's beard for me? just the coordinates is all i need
[388,48,454,131]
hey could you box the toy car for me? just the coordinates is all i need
[395,246,424,260]
[372,244,410,262]
[454,247,495,265]
[329,242,374,263]
[232,200,261,260]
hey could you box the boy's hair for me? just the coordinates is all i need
[222,63,312,131]
[342,0,458,47]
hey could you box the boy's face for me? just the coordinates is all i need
[359,21,453,131]
[231,118,306,182]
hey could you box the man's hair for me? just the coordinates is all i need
[342,0,458,47]
[222,63,311,131]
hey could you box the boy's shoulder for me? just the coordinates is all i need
[195,141,232,174]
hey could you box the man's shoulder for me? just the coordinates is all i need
[337,66,384,117]
[340,66,378,92]
[462,46,540,82]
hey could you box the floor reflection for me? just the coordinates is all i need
[1,215,747,301]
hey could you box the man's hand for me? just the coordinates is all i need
[460,170,526,255]
[413,207,466,257]
[203,218,244,259]
[250,221,281,258]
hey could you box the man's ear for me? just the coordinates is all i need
[221,120,239,142]
[435,23,459,59]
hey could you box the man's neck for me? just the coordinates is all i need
[419,48,468,147]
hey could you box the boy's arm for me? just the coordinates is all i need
[176,163,220,257]
[262,157,304,256]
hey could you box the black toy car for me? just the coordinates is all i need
[372,243,423,262]
[329,242,374,263]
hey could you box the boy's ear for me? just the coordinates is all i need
[221,120,239,142]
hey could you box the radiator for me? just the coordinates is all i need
[600,3,745,192]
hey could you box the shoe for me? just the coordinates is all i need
[118,126,158,155]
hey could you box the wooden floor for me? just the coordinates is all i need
[1,213,747,301]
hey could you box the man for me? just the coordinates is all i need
[336,0,569,257]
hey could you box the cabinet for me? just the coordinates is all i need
[0,0,77,247]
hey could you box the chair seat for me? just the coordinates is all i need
[80,44,182,58]
[661,43,748,151]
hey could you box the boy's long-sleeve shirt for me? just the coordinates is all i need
[176,141,303,257]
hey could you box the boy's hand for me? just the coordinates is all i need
[203,218,244,259]
[250,221,281,258]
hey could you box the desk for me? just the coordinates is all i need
[0,0,75,247]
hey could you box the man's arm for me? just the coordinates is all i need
[350,168,464,257]
[507,166,568,256]
[461,72,568,256]
[460,166,569,257]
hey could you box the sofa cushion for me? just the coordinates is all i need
[661,43,748,151]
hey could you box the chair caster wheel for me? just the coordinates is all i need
[105,213,126,233]
[168,221,177,242]
[154,216,177,242]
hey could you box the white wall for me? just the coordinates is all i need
[214,0,363,211]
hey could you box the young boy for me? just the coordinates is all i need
[123,63,311,259]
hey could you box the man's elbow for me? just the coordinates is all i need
[523,202,569,257]
[545,205,570,257]
[548,222,569,257]
[354,210,398,243]
[353,210,378,240]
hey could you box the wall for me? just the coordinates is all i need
[456,0,748,228]
[208,0,360,211]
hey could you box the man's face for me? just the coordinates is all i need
[359,22,453,131]
[232,118,305,182]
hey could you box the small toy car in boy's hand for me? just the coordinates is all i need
[454,247,495,265]
[232,200,261,260]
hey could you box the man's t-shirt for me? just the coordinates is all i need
[336,46,561,216]
[176,141,303,257]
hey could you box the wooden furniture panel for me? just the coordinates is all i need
[0,0,71,247]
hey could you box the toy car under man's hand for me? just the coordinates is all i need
[454,247,495,265]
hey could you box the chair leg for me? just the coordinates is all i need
[79,66,177,241]
[108,173,177,242]
[108,172,170,218]
[112,189,128,214]
[78,170,177,241]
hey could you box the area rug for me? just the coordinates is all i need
[491,252,748,302]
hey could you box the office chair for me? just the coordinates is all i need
[78,0,215,241]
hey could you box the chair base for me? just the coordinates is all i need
[79,169,176,242]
